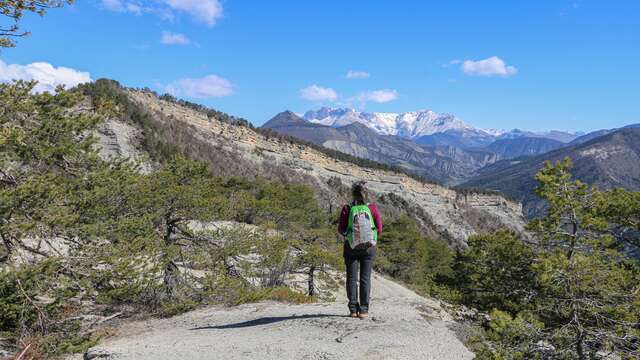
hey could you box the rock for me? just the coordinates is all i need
[81,273,474,359]
[84,348,114,359]
[0,349,12,359]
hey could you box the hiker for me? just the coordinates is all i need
[337,182,382,319]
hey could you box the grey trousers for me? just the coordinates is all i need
[343,243,377,313]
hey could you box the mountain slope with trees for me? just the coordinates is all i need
[484,137,564,160]
[2,80,638,360]
[463,128,640,217]
[0,80,346,357]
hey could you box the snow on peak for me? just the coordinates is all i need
[481,128,508,137]
[303,107,473,139]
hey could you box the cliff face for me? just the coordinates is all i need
[124,90,526,246]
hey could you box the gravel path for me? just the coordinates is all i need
[81,274,474,360]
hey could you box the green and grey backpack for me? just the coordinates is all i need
[346,204,378,249]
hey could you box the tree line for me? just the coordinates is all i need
[376,158,640,359]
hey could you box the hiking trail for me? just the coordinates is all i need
[77,273,474,360]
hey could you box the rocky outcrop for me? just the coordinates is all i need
[94,119,153,173]
[125,90,526,246]
[95,119,141,159]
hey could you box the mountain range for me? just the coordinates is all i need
[303,107,583,147]
[264,109,583,184]
[263,107,639,217]
[263,111,496,184]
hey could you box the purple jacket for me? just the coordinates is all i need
[337,203,382,237]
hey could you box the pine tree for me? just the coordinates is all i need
[527,158,640,358]
[1,1,73,47]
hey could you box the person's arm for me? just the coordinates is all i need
[337,205,350,235]
[369,203,382,236]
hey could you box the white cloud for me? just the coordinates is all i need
[125,2,143,14]
[101,0,166,18]
[101,0,222,26]
[165,74,234,98]
[299,85,338,102]
[346,70,370,79]
[163,0,223,26]
[160,31,191,45]
[0,60,92,93]
[459,56,518,77]
[102,0,126,12]
[356,89,398,103]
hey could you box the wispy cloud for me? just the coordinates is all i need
[0,60,91,93]
[457,56,518,77]
[160,31,191,45]
[346,70,370,79]
[442,59,462,68]
[164,0,223,27]
[299,84,398,105]
[299,85,338,101]
[165,74,234,98]
[356,89,398,103]
[102,0,127,12]
[101,0,222,26]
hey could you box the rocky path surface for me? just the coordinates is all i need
[80,274,474,360]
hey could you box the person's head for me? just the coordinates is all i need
[351,181,367,205]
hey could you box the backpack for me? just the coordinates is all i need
[346,204,378,249]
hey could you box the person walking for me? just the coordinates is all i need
[337,182,382,319]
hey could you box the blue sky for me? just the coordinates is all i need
[1,0,639,131]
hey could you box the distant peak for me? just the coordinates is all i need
[262,110,306,128]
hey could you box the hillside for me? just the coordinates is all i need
[122,88,525,247]
[569,123,640,145]
[415,129,495,149]
[485,137,564,160]
[263,111,497,184]
[463,128,640,217]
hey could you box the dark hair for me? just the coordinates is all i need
[352,182,367,205]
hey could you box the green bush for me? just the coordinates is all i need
[452,230,536,314]
[376,216,455,296]
[0,260,70,333]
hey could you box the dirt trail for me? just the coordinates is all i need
[79,274,474,360]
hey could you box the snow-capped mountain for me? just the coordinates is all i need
[302,107,582,146]
[303,107,478,139]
